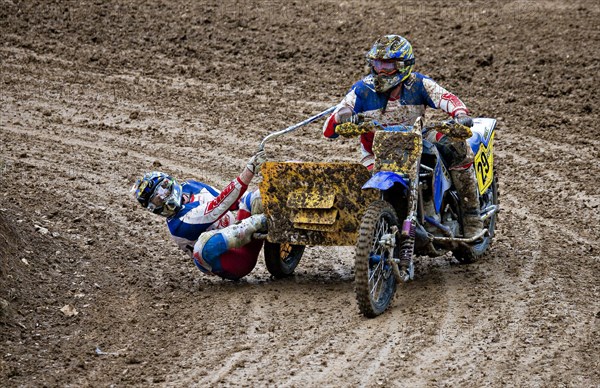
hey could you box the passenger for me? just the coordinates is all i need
[130,151,267,280]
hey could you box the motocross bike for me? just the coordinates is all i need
[347,117,499,317]
[255,107,498,318]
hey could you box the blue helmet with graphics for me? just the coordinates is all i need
[131,171,182,217]
[366,35,415,93]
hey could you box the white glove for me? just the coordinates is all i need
[334,106,359,124]
[246,150,267,174]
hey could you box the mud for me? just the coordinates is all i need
[1,0,599,386]
[261,162,375,246]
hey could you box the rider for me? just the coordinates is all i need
[323,34,482,238]
[130,151,268,280]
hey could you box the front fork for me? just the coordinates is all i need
[380,223,415,284]
[398,170,420,282]
[379,160,421,283]
[379,225,406,283]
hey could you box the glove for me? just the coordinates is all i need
[246,150,267,174]
[334,106,359,124]
[455,114,473,128]
[432,120,473,140]
[335,122,376,138]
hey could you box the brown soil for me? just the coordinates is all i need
[1,0,599,386]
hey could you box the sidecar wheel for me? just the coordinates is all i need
[355,200,398,318]
[264,242,304,278]
[454,175,499,263]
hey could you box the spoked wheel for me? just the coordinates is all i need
[355,200,399,318]
[263,241,305,278]
[454,174,499,263]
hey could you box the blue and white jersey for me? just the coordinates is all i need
[166,179,247,257]
[324,72,468,167]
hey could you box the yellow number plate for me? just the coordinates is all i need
[474,132,494,193]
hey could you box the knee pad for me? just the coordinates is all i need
[435,137,473,168]
[193,231,228,273]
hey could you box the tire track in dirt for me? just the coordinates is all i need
[488,195,598,385]
[171,274,421,386]
[1,125,235,190]
[401,268,492,384]
[164,283,264,385]
[162,248,377,385]
[480,138,599,384]
[277,268,452,385]
[245,282,357,385]
[486,195,544,384]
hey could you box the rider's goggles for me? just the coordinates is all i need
[147,180,172,212]
[371,58,415,75]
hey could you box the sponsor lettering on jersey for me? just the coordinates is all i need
[441,92,462,107]
[440,92,467,116]
[204,181,236,214]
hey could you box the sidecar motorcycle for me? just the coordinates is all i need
[258,116,499,317]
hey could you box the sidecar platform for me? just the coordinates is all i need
[259,162,378,246]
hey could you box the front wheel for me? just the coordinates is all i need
[355,200,399,318]
[263,241,305,278]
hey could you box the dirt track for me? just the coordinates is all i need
[1,1,599,386]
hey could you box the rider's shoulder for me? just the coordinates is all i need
[408,72,430,84]
[182,180,200,189]
[405,72,442,94]
[355,75,378,94]
[411,72,446,87]
[182,180,211,193]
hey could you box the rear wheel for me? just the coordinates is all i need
[355,200,398,318]
[264,241,305,278]
[454,174,499,263]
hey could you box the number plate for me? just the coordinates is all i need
[474,132,494,193]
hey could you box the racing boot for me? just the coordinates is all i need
[451,166,483,239]
[220,214,267,248]
[423,198,441,234]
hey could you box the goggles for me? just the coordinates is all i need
[147,180,172,212]
[371,58,415,75]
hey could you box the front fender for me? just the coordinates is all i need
[362,171,409,191]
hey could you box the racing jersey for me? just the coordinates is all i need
[166,178,248,258]
[323,72,469,167]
